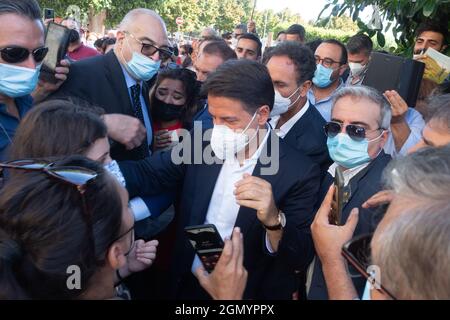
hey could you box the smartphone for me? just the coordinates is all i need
[184,224,224,273]
[329,167,344,225]
[44,8,54,21]
[40,22,71,83]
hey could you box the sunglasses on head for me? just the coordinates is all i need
[0,46,49,64]
[324,121,383,142]
[342,233,397,300]
[0,159,97,193]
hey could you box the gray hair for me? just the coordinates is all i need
[119,8,166,32]
[372,201,450,299]
[425,93,450,129]
[384,145,450,201]
[0,0,41,20]
[332,86,392,130]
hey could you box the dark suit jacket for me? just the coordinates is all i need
[281,103,332,173]
[119,131,321,299]
[52,51,152,161]
[308,152,392,300]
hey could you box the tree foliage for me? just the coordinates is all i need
[322,0,450,55]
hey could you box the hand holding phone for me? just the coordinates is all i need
[185,224,224,273]
[329,167,344,225]
[40,22,71,84]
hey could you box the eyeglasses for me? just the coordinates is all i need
[324,121,383,142]
[342,233,397,300]
[314,55,342,68]
[0,46,49,64]
[125,32,173,60]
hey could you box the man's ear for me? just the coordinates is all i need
[300,80,312,97]
[106,243,127,270]
[379,130,389,148]
[258,105,271,124]
[339,64,348,76]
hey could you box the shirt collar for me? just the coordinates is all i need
[308,78,345,104]
[227,123,271,168]
[328,161,370,186]
[269,100,310,138]
[120,63,139,89]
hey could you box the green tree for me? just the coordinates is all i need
[321,0,450,55]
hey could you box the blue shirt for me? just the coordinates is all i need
[120,65,153,153]
[0,95,33,161]
[307,80,345,122]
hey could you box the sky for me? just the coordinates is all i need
[256,0,330,23]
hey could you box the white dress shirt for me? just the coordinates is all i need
[383,107,425,158]
[269,100,310,138]
[191,125,271,274]
[327,162,370,187]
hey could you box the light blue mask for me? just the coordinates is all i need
[327,133,382,169]
[0,63,40,98]
[312,64,334,88]
[125,51,161,81]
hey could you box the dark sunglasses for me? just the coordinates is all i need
[126,32,173,61]
[324,121,383,142]
[0,46,49,64]
[342,233,397,300]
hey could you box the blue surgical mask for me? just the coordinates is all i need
[312,64,334,88]
[125,51,161,81]
[327,133,382,169]
[122,38,161,81]
[0,63,40,98]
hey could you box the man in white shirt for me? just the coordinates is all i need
[308,85,392,299]
[119,59,321,299]
[264,41,331,172]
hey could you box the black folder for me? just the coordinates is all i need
[362,52,425,107]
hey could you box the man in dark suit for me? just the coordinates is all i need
[119,60,321,299]
[53,9,173,161]
[265,41,332,173]
[308,85,393,299]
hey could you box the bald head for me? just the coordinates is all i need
[114,8,170,67]
[119,8,166,34]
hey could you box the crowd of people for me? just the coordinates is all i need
[0,0,449,300]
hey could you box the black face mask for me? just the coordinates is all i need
[153,97,184,122]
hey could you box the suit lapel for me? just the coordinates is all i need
[103,51,134,116]
[235,133,286,236]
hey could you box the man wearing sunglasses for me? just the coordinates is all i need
[308,85,392,300]
[0,0,70,161]
[307,39,348,122]
[311,145,450,300]
[52,8,173,162]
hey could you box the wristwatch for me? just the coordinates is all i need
[263,211,286,231]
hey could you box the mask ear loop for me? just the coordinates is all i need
[367,129,387,158]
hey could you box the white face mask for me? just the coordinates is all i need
[104,160,126,187]
[349,62,366,76]
[211,111,258,160]
[271,86,302,117]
